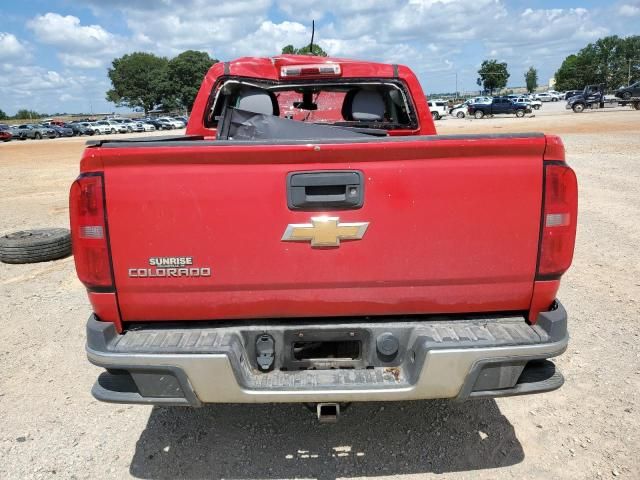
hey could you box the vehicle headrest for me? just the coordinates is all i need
[235,87,280,116]
[342,89,385,121]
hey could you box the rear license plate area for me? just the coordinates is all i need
[293,340,361,361]
[283,330,368,370]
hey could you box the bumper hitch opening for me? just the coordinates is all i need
[317,403,340,423]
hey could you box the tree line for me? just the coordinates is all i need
[554,35,640,91]
[0,109,50,121]
[470,35,639,96]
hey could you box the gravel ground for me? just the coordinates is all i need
[0,103,639,479]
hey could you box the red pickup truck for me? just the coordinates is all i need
[71,55,577,420]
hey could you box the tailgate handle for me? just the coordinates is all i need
[287,171,364,210]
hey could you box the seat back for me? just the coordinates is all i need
[235,87,280,115]
[342,89,385,121]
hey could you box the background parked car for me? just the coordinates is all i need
[95,120,123,134]
[123,120,145,132]
[172,117,187,128]
[0,124,13,142]
[14,124,57,140]
[615,81,640,100]
[450,104,468,118]
[90,122,113,135]
[144,119,169,130]
[42,124,74,138]
[67,122,93,135]
[157,116,185,129]
[114,121,130,134]
[513,96,542,110]
[427,100,448,120]
[533,92,560,102]
[467,97,531,118]
[9,126,23,140]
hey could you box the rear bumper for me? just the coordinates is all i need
[86,302,568,406]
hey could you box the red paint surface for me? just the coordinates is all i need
[97,136,545,322]
[88,292,122,331]
[71,55,578,326]
[528,280,560,323]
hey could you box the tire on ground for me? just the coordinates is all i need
[474,110,484,119]
[0,228,72,264]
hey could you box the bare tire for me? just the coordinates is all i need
[456,111,465,118]
[0,228,71,264]
[572,103,585,113]
[515,109,525,118]
[622,91,632,100]
[474,110,484,119]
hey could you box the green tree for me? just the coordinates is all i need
[13,109,41,120]
[281,44,328,56]
[554,54,586,91]
[621,35,640,85]
[477,59,510,94]
[106,52,169,114]
[0,109,8,120]
[554,35,640,91]
[167,50,217,112]
[525,66,538,93]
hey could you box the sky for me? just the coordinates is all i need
[1,0,639,115]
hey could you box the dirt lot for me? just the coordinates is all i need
[1,102,639,479]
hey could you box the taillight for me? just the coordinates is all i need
[537,162,578,279]
[69,174,113,289]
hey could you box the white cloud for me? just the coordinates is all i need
[0,33,28,60]
[27,13,122,68]
[83,0,272,58]
[618,4,640,16]
[228,21,310,57]
[277,0,397,22]
[0,62,112,114]
[28,13,113,46]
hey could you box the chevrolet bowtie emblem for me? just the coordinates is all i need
[282,216,369,247]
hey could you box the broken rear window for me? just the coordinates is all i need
[206,79,417,131]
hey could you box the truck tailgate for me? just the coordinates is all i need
[98,135,544,322]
